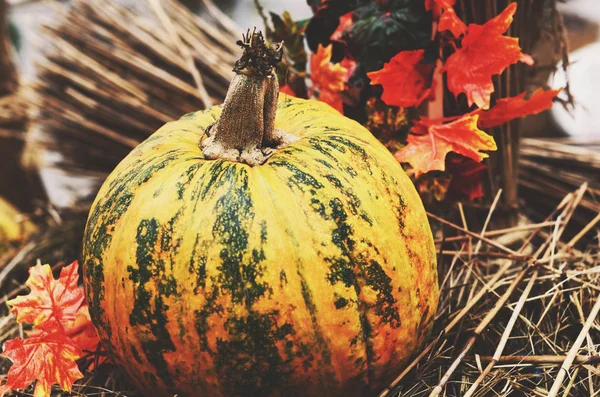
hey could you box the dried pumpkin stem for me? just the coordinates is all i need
[200,29,298,165]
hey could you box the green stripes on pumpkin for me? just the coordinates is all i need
[270,160,325,192]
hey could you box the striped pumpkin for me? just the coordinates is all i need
[82,32,438,397]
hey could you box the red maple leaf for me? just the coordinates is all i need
[395,113,497,175]
[438,7,467,37]
[446,155,487,201]
[8,262,84,328]
[2,324,83,397]
[445,3,529,109]
[477,88,561,129]
[368,50,434,108]
[310,44,348,112]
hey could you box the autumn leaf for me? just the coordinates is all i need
[395,114,497,175]
[445,3,529,109]
[2,326,83,397]
[331,12,353,41]
[26,305,101,356]
[446,155,487,201]
[8,261,84,328]
[438,7,467,37]
[310,44,348,112]
[477,88,560,129]
[368,49,434,108]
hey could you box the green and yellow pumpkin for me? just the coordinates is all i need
[82,32,438,397]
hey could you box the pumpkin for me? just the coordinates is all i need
[0,196,36,254]
[82,31,438,397]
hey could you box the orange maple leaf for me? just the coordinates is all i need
[2,324,83,397]
[477,88,561,129]
[8,262,84,328]
[368,49,434,108]
[310,44,348,112]
[445,3,529,109]
[438,7,467,37]
[395,114,497,175]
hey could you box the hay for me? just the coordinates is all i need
[0,184,597,396]
[379,185,600,397]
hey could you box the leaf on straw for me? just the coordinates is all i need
[280,85,297,97]
[8,261,84,328]
[446,155,487,201]
[2,323,83,397]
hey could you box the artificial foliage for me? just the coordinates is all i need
[266,0,562,202]
[0,262,101,397]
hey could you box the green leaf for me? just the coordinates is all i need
[344,0,432,73]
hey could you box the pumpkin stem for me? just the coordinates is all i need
[200,29,298,165]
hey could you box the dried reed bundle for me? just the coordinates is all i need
[0,0,46,212]
[520,137,600,233]
[30,0,238,181]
